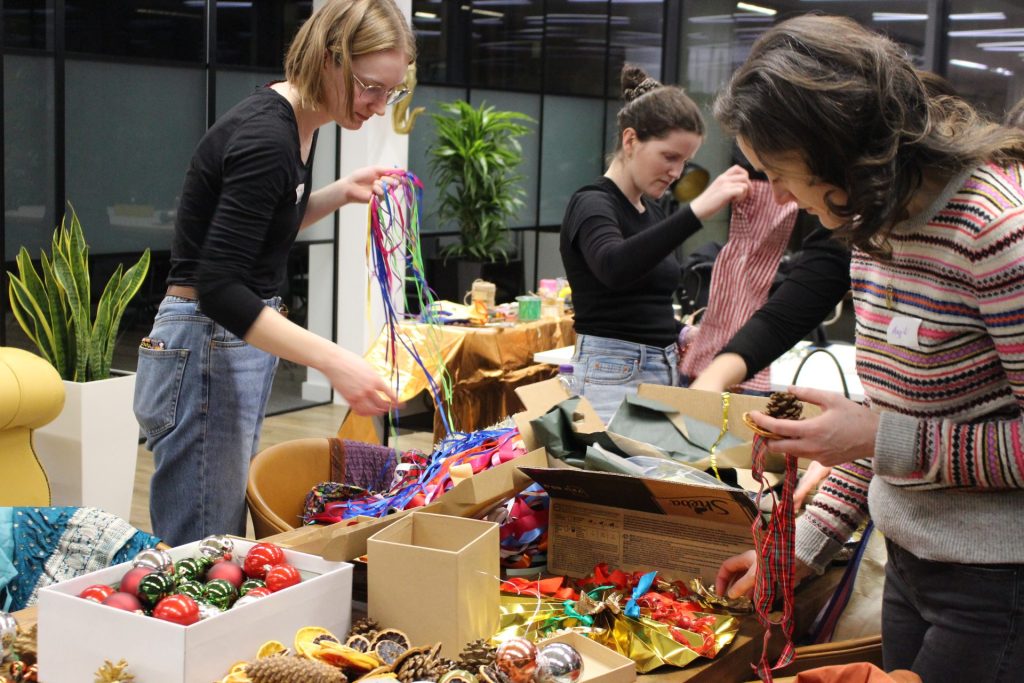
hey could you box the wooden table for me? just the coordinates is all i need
[340,317,576,443]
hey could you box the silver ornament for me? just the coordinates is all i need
[196,601,223,620]
[0,610,17,656]
[232,594,263,609]
[133,547,174,574]
[535,643,583,683]
[197,534,234,559]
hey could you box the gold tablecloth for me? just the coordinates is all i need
[340,317,576,443]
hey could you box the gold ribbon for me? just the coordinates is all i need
[705,391,731,480]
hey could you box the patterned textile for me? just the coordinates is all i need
[680,181,797,391]
[796,161,1024,573]
[750,436,799,681]
[0,506,160,611]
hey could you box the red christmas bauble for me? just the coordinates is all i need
[264,563,301,592]
[245,586,272,598]
[119,566,156,597]
[206,560,245,589]
[153,594,200,625]
[243,542,286,579]
[79,584,115,602]
[102,591,143,612]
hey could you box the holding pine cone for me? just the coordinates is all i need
[245,655,346,683]
[765,391,803,421]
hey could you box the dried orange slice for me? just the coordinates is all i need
[256,640,288,658]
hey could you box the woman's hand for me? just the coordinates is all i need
[322,348,401,417]
[715,549,815,599]
[745,386,879,467]
[794,460,832,510]
[690,165,751,221]
[340,165,401,204]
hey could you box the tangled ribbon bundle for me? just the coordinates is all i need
[367,170,454,435]
[304,426,527,522]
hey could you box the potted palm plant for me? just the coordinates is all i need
[427,99,534,301]
[7,205,150,519]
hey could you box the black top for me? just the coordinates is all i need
[167,86,317,338]
[560,176,703,347]
[720,224,851,378]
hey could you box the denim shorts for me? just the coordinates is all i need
[132,295,280,545]
[570,333,679,424]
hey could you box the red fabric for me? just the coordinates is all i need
[794,663,922,683]
[679,181,797,391]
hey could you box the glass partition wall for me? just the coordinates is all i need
[3,1,1022,411]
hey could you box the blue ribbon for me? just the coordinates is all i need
[624,570,658,618]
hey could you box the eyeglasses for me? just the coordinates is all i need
[352,72,410,106]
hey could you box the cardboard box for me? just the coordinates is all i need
[271,447,548,561]
[512,380,820,586]
[539,632,636,683]
[37,539,353,683]
[368,512,499,657]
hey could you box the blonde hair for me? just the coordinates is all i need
[284,0,416,114]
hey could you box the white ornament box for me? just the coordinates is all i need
[37,538,353,683]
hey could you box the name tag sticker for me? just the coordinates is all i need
[887,315,922,349]
[295,183,305,204]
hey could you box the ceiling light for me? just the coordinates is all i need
[949,58,988,70]
[736,2,776,15]
[949,28,1024,38]
[414,11,438,19]
[873,13,926,22]
[950,12,1006,21]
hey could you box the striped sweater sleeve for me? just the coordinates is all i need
[795,460,874,574]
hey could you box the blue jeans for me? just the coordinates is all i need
[133,295,280,545]
[571,334,679,424]
[883,539,1024,681]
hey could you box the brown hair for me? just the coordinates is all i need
[1007,97,1024,131]
[284,0,416,115]
[714,15,1024,255]
[614,64,704,155]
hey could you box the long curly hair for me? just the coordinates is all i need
[714,15,1024,255]
[614,64,704,155]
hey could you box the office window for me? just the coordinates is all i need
[217,1,312,68]
[412,0,451,84]
[607,0,664,97]
[471,0,543,91]
[539,95,605,225]
[4,0,49,49]
[65,1,203,62]
[544,0,608,96]
[944,0,1024,118]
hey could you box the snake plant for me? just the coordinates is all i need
[428,100,534,262]
[7,205,150,381]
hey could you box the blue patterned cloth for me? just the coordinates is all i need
[0,506,161,611]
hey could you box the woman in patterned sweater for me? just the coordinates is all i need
[712,15,1024,680]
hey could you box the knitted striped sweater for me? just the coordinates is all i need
[796,161,1024,572]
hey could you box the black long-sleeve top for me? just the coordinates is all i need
[167,86,316,338]
[560,177,704,347]
[720,224,851,378]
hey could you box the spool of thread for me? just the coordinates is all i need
[516,295,542,322]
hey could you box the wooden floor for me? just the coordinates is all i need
[130,403,436,537]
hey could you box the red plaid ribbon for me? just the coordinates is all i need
[750,434,799,681]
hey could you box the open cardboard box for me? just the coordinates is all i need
[270,447,548,561]
[368,512,499,657]
[37,538,352,683]
[511,380,817,585]
[539,632,636,683]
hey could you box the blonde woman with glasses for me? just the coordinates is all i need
[133,0,412,545]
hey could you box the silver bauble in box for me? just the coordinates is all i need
[495,637,539,683]
[197,534,235,559]
[232,594,263,609]
[0,610,17,656]
[196,601,222,620]
[535,642,583,683]
[132,547,174,574]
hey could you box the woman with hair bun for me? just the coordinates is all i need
[559,64,750,423]
[713,15,1024,679]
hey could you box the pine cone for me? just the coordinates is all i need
[246,655,346,683]
[395,651,448,683]
[766,392,802,421]
[349,616,381,639]
[457,639,496,670]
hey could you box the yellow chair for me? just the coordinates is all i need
[0,347,65,505]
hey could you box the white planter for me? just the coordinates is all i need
[32,373,139,521]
